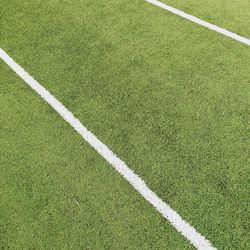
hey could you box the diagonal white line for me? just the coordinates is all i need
[0,48,216,249]
[146,0,250,46]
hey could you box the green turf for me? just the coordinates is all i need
[160,0,250,37]
[0,62,192,249]
[1,0,250,249]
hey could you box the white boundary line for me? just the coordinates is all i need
[146,0,250,46]
[0,48,215,249]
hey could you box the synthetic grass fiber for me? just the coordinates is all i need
[1,0,250,249]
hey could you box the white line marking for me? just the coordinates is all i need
[0,48,215,249]
[146,0,250,46]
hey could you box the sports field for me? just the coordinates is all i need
[0,0,249,249]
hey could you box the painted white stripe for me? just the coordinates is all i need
[0,48,215,249]
[146,0,250,46]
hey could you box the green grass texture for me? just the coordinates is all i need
[161,0,250,37]
[1,0,250,249]
[0,62,191,249]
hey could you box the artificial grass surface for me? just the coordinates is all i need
[1,0,250,249]
[160,0,250,38]
[0,62,191,249]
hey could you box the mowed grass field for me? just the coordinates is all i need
[161,0,250,37]
[1,0,250,249]
[0,62,190,249]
